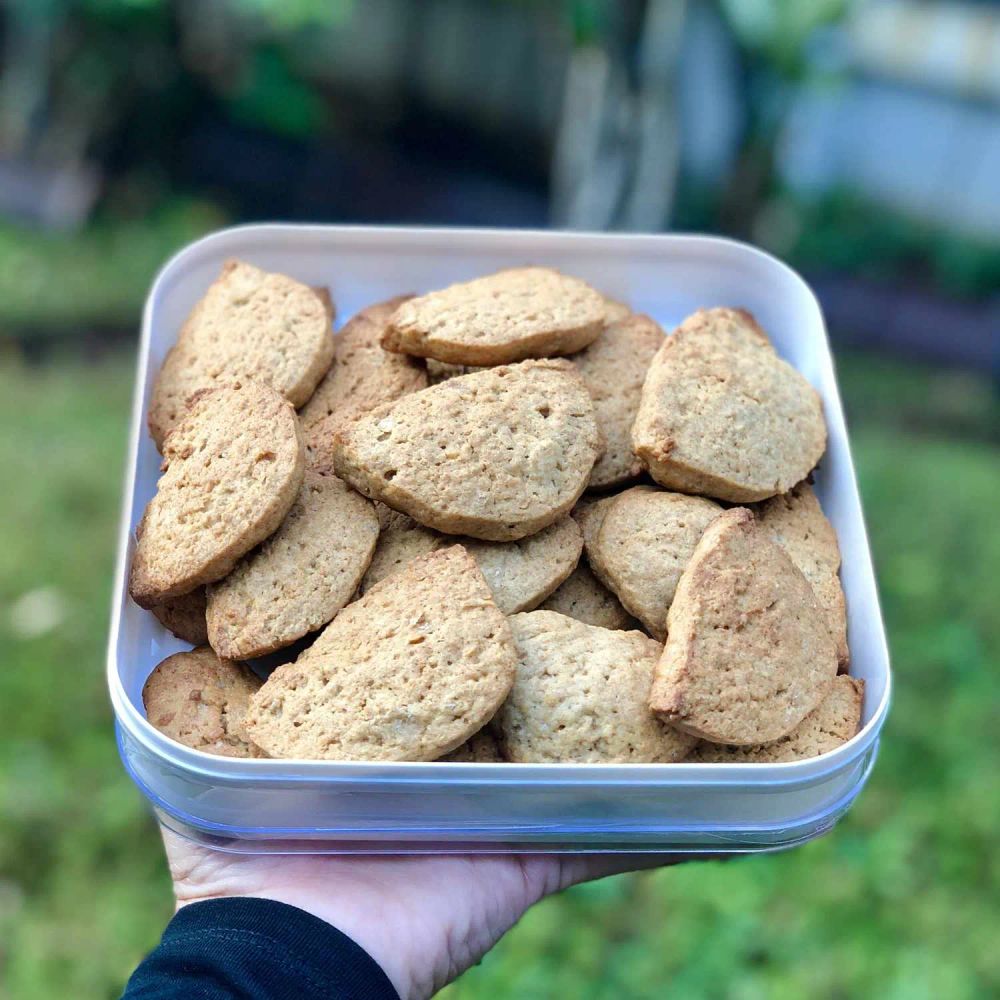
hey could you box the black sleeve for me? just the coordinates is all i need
[121,896,400,1000]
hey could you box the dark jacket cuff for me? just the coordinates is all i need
[122,896,400,999]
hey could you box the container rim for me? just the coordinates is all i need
[107,224,892,789]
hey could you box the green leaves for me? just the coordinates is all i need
[721,0,849,78]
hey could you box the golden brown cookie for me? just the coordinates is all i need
[649,508,838,744]
[243,546,517,761]
[499,611,695,763]
[587,486,722,639]
[687,675,863,762]
[311,286,336,323]
[148,259,334,449]
[756,481,849,668]
[383,267,607,365]
[573,493,618,557]
[206,473,379,659]
[149,588,208,646]
[573,314,664,489]
[538,564,641,631]
[129,382,305,608]
[631,308,826,502]
[299,296,426,473]
[332,360,600,541]
[439,728,505,763]
[359,511,582,615]
[601,295,632,324]
[420,302,639,387]
[425,359,488,384]
[142,646,265,758]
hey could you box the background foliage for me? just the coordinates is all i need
[1,1,998,997]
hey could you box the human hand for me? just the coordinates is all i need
[163,828,687,999]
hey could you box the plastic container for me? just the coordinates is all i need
[106,225,891,854]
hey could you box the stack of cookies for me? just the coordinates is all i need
[134,260,862,765]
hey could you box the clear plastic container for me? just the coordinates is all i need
[106,225,892,854]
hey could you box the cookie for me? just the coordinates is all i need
[601,295,632,324]
[426,359,488,384]
[538,564,641,631]
[243,546,517,761]
[206,473,379,659]
[588,486,722,639]
[439,728,505,763]
[359,507,440,585]
[148,260,334,449]
[332,359,601,541]
[372,500,398,530]
[299,296,427,473]
[631,308,827,502]
[360,512,582,614]
[142,646,265,758]
[756,481,849,668]
[687,675,863,763]
[573,493,618,556]
[130,382,305,608]
[649,508,838,744]
[382,267,607,365]
[311,286,336,322]
[149,588,208,646]
[499,611,695,763]
[358,507,440,588]
[468,517,583,614]
[573,314,664,489]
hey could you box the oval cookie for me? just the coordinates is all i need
[300,296,426,473]
[206,473,379,659]
[499,611,695,763]
[129,382,305,608]
[332,360,601,541]
[149,588,208,646]
[148,260,334,449]
[756,481,849,668]
[632,308,826,502]
[360,511,582,615]
[687,675,863,763]
[588,486,722,639]
[573,313,664,489]
[649,508,838,745]
[383,267,607,365]
[142,646,265,758]
[538,564,641,631]
[243,546,517,761]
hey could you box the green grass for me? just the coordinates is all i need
[0,202,222,334]
[0,351,997,999]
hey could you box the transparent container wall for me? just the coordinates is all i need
[120,723,880,854]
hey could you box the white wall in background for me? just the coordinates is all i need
[677,0,743,187]
[779,79,1000,238]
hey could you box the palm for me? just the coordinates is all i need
[163,829,676,999]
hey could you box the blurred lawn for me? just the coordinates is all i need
[0,351,998,999]
[0,204,222,333]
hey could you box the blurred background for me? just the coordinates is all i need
[0,1,997,997]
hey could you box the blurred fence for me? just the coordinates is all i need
[0,0,997,371]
